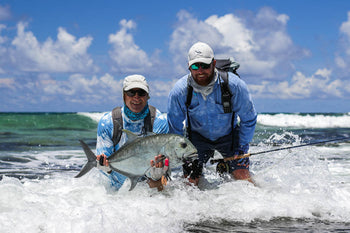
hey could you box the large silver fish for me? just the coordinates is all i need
[75,130,198,190]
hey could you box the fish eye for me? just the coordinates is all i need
[180,142,187,148]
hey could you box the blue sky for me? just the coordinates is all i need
[0,0,349,113]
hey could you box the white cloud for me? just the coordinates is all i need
[205,14,255,52]
[9,22,97,73]
[148,79,177,98]
[169,8,309,81]
[41,73,123,101]
[340,12,350,40]
[108,19,152,73]
[0,73,125,109]
[250,68,350,99]
[336,11,350,73]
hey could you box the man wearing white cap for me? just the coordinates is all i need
[168,42,257,185]
[96,74,169,191]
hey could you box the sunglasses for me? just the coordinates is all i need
[125,89,147,97]
[190,63,211,70]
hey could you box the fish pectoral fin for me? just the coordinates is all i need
[111,166,143,191]
[159,146,166,155]
[157,141,172,155]
[129,177,140,191]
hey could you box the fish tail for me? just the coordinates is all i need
[75,140,97,178]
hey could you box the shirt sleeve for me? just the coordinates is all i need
[96,112,115,157]
[153,109,169,134]
[230,74,257,149]
[167,77,187,136]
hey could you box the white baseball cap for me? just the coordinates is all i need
[188,42,214,67]
[123,74,149,93]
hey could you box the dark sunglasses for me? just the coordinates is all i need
[125,89,147,97]
[190,63,211,70]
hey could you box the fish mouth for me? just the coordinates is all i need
[183,152,198,159]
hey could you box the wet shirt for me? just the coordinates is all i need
[167,72,257,151]
[96,107,169,189]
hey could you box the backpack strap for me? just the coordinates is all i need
[217,70,233,114]
[217,70,236,150]
[111,105,156,148]
[143,105,156,134]
[112,106,123,147]
[185,75,193,140]
[185,75,193,108]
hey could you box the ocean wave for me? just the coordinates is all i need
[257,113,350,128]
[77,112,107,122]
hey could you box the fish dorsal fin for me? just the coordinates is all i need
[122,129,139,143]
[122,129,156,144]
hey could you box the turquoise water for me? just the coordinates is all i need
[0,112,97,151]
[0,112,350,232]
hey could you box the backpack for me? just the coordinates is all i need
[185,58,240,141]
[111,105,156,147]
[215,57,240,78]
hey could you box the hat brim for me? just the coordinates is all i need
[188,58,213,67]
[124,83,149,93]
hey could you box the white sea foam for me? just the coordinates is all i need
[1,144,350,233]
[78,112,107,123]
[257,113,350,128]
